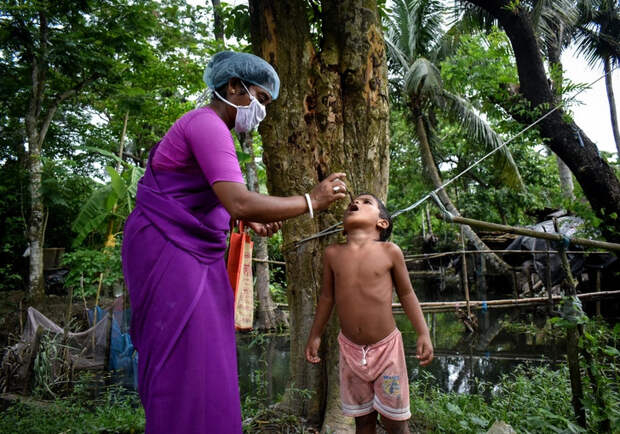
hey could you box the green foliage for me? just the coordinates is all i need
[215,2,250,42]
[0,374,144,434]
[385,6,528,252]
[61,241,123,298]
[578,319,620,431]
[438,29,567,224]
[41,158,97,249]
[411,365,583,433]
[0,162,28,291]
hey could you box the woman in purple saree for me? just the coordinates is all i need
[122,51,348,433]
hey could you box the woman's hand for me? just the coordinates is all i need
[245,221,282,237]
[309,173,348,211]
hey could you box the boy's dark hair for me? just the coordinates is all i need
[359,192,393,242]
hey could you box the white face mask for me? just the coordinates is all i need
[213,82,267,133]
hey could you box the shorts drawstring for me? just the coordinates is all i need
[361,346,369,366]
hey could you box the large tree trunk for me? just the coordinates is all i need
[26,123,45,300]
[603,57,620,155]
[24,10,91,299]
[25,18,47,301]
[414,114,510,274]
[239,132,288,331]
[546,25,575,200]
[249,1,390,430]
[467,0,620,244]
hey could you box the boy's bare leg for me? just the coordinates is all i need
[380,416,410,434]
[355,411,378,434]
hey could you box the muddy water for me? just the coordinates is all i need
[236,308,566,402]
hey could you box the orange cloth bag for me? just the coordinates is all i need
[227,222,254,330]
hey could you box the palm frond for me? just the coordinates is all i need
[385,34,411,72]
[574,25,620,67]
[573,0,620,67]
[438,90,525,191]
[448,1,497,33]
[533,0,579,49]
[387,0,445,61]
[403,57,443,101]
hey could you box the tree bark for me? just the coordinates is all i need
[249,0,390,429]
[25,12,48,300]
[546,26,575,200]
[466,0,620,244]
[210,0,224,42]
[603,57,620,155]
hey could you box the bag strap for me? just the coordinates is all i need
[229,220,245,234]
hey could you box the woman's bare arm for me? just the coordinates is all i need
[211,173,347,223]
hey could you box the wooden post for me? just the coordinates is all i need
[596,270,601,316]
[553,218,586,428]
[425,204,433,236]
[545,240,553,314]
[460,226,471,318]
[511,269,519,301]
[526,266,534,296]
[23,326,44,394]
[431,313,436,344]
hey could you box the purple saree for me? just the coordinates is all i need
[122,143,242,433]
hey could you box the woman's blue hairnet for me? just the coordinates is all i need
[203,51,280,100]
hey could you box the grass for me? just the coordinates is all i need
[3,318,617,433]
[0,376,144,434]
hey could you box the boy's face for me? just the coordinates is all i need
[343,194,389,233]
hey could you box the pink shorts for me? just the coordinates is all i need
[338,328,411,421]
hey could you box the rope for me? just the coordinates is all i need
[289,66,617,249]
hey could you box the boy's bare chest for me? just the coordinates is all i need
[332,248,392,286]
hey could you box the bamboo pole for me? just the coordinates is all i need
[460,226,471,318]
[252,258,286,266]
[396,290,620,313]
[511,269,519,300]
[436,214,620,252]
[554,218,585,428]
[545,240,553,314]
[408,270,455,277]
[405,249,611,260]
[596,271,601,316]
[275,290,620,313]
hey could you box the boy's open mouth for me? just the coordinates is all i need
[348,203,359,213]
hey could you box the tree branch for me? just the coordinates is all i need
[38,76,98,148]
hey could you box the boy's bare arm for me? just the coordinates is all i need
[389,243,434,366]
[305,246,336,363]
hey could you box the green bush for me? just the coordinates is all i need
[410,365,582,433]
[61,241,124,298]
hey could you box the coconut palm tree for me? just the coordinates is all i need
[450,0,580,199]
[574,0,620,155]
[386,0,526,273]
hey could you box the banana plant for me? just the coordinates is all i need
[71,148,143,247]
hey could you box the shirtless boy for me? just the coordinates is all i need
[305,193,434,434]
